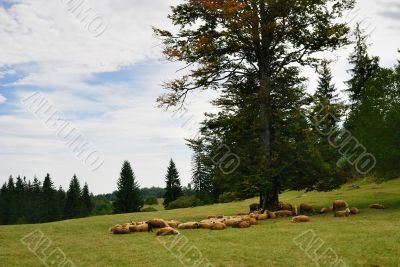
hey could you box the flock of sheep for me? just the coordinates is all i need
[109,200,386,236]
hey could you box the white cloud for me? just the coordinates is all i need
[0,0,399,193]
[0,94,5,103]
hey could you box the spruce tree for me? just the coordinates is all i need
[56,186,66,220]
[14,176,26,224]
[80,183,93,216]
[163,159,183,208]
[113,161,143,214]
[311,60,347,189]
[64,175,82,219]
[346,23,380,108]
[42,174,58,222]
[0,183,8,224]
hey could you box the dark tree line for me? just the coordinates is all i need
[0,174,93,225]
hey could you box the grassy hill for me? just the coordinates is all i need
[1,178,400,267]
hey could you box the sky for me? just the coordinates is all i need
[0,0,399,194]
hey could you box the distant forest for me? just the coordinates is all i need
[0,172,169,225]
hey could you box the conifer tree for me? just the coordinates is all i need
[42,174,58,222]
[346,23,380,108]
[64,175,82,219]
[163,159,183,208]
[113,161,143,213]
[80,183,93,216]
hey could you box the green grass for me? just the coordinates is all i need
[1,178,400,267]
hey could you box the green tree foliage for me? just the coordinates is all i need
[0,175,94,225]
[64,175,83,219]
[346,23,380,108]
[310,60,347,189]
[163,159,183,208]
[187,140,214,203]
[155,0,355,210]
[113,161,143,214]
[144,196,158,205]
[81,183,94,216]
[349,61,400,178]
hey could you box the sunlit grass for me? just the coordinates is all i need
[1,178,400,266]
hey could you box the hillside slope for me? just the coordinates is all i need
[1,178,400,267]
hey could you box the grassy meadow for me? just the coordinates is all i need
[1,178,400,267]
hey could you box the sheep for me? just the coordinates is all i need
[334,208,350,217]
[210,222,226,230]
[232,220,251,228]
[350,207,359,215]
[279,202,293,211]
[369,204,385,209]
[199,221,214,229]
[129,223,149,232]
[333,200,349,212]
[267,211,277,219]
[110,224,122,232]
[249,203,260,212]
[207,216,216,219]
[299,203,315,215]
[156,227,180,236]
[112,227,130,235]
[256,213,268,220]
[275,210,293,218]
[225,217,242,227]
[241,215,257,225]
[147,219,169,228]
[292,215,310,223]
[165,220,181,228]
[320,207,333,214]
[178,222,200,229]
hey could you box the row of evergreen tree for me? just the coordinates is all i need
[0,174,93,225]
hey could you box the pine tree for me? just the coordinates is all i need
[188,140,214,203]
[0,183,8,224]
[163,159,183,208]
[80,183,93,216]
[64,175,82,219]
[346,23,380,108]
[311,60,347,189]
[113,161,143,214]
[56,186,66,220]
[42,174,58,222]
[14,176,26,224]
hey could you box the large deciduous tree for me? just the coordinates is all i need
[155,0,355,209]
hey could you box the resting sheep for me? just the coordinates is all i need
[299,203,314,215]
[369,204,385,209]
[320,207,333,214]
[292,215,310,223]
[333,200,349,212]
[334,208,350,217]
[178,222,200,229]
[130,223,149,232]
[279,202,293,212]
[156,227,179,236]
[267,211,277,219]
[350,207,359,214]
[165,220,181,228]
[210,222,226,230]
[147,219,169,228]
[275,210,293,218]
[232,220,251,228]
